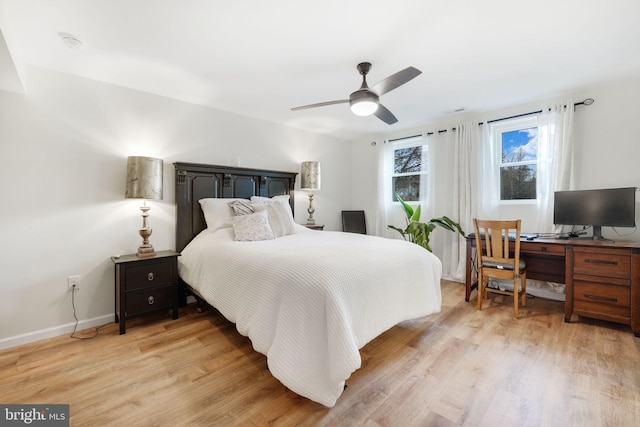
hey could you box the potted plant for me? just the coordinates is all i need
[388,196,465,252]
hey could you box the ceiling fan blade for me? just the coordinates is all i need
[372,66,422,96]
[291,99,349,111]
[374,104,398,125]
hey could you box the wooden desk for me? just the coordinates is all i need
[465,236,640,336]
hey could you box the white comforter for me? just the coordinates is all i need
[178,226,442,407]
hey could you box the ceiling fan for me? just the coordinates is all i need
[291,62,422,125]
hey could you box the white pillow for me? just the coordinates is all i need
[250,195,296,237]
[199,198,245,232]
[252,194,289,201]
[251,194,291,205]
[231,209,275,241]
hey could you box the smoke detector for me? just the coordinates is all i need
[57,32,84,49]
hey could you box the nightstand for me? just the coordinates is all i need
[111,250,180,334]
[303,224,324,231]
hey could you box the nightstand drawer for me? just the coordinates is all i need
[125,260,175,290]
[126,285,177,316]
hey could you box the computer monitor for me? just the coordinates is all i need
[553,187,636,240]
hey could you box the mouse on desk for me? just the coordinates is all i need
[526,236,535,240]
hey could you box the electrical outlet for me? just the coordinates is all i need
[68,275,80,292]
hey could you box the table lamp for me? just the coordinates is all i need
[300,161,321,225]
[125,156,163,258]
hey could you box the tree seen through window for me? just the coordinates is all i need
[500,128,537,200]
[392,145,427,202]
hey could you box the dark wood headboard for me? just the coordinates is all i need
[174,162,297,252]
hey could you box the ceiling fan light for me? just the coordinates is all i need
[350,100,378,116]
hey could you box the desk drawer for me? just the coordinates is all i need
[574,280,630,322]
[519,242,565,256]
[573,247,630,280]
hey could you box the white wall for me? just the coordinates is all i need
[0,66,351,348]
[351,76,640,256]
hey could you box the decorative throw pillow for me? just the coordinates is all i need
[228,199,255,216]
[251,195,291,205]
[199,198,245,232]
[231,209,275,241]
[250,196,297,237]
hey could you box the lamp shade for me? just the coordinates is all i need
[349,90,379,116]
[300,161,321,191]
[350,99,379,116]
[125,156,163,200]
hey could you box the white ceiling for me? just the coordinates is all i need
[1,0,640,141]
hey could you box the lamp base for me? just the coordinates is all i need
[306,191,316,225]
[136,221,156,258]
[136,246,157,258]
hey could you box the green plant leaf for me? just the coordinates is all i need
[443,216,466,236]
[411,204,421,222]
[387,225,407,240]
[429,216,466,236]
[396,195,414,219]
[388,199,465,252]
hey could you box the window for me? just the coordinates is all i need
[391,138,428,202]
[492,116,538,201]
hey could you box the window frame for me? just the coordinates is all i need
[390,137,428,204]
[490,115,539,204]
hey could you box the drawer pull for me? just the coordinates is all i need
[541,247,547,252]
[147,272,154,281]
[584,293,617,303]
[148,296,155,305]
[584,259,618,266]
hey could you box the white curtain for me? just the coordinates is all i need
[441,121,497,281]
[420,134,436,221]
[478,119,501,218]
[373,140,394,238]
[535,100,575,233]
[441,119,503,281]
[444,122,474,280]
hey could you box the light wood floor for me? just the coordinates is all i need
[1,280,639,426]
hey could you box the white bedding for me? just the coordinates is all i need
[178,225,442,407]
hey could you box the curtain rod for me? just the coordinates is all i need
[388,134,423,143]
[482,97,594,125]
[422,97,594,136]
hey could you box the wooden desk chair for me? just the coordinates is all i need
[473,219,527,319]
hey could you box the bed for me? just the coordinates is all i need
[174,162,443,407]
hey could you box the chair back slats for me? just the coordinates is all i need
[475,219,522,275]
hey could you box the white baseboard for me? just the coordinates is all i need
[0,314,115,351]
